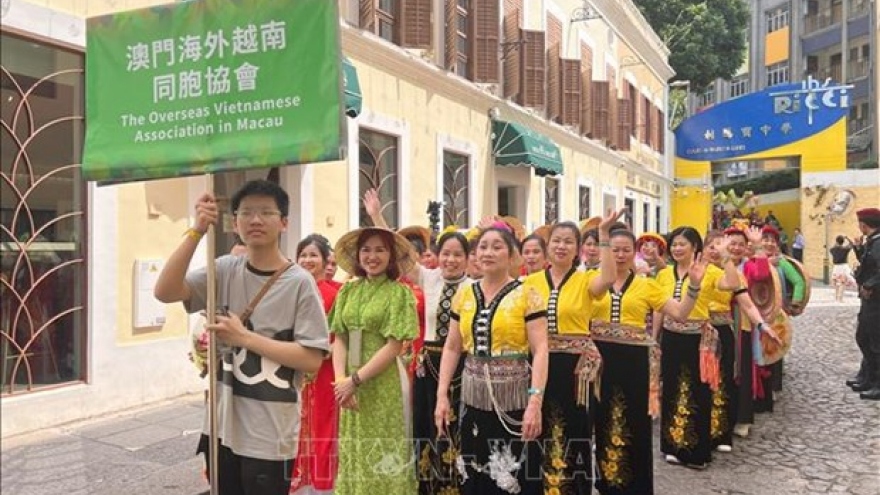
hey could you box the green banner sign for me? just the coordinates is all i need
[83,0,344,182]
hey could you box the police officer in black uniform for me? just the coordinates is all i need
[849,208,880,400]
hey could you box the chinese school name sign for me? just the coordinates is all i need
[675,77,852,162]
[83,0,344,182]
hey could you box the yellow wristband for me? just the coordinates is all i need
[184,228,204,241]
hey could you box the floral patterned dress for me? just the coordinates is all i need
[329,276,418,495]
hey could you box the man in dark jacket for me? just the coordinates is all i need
[849,208,880,400]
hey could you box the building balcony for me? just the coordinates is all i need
[849,59,869,79]
[811,64,842,81]
[804,5,842,35]
[849,0,871,19]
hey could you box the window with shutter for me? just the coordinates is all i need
[360,0,377,31]
[443,0,470,77]
[472,0,500,82]
[520,30,546,108]
[376,0,399,43]
[617,98,632,151]
[560,60,581,130]
[546,14,562,122]
[641,95,650,145]
[648,103,658,149]
[580,42,593,137]
[627,83,638,138]
[658,109,665,153]
[607,66,618,149]
[502,4,521,100]
[401,0,432,48]
[591,81,609,142]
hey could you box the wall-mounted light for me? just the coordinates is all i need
[571,2,601,23]
[620,56,644,69]
[488,107,501,120]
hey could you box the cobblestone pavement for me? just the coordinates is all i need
[2,288,878,494]
[653,298,880,495]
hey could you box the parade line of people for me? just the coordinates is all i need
[155,180,880,495]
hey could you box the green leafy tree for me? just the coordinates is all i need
[634,0,749,91]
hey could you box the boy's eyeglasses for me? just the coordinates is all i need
[234,209,282,219]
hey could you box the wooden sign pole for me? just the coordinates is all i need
[205,173,220,495]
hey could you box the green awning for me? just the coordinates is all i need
[342,57,362,118]
[491,120,563,176]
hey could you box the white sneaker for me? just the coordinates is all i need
[733,424,750,438]
[716,444,732,453]
[665,454,681,464]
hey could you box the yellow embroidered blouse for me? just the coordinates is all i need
[451,281,547,357]
[522,269,597,336]
[708,272,749,314]
[590,275,668,329]
[655,264,725,321]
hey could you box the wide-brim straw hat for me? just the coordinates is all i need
[532,224,552,242]
[398,225,432,248]
[500,216,526,241]
[333,227,418,276]
[579,216,601,236]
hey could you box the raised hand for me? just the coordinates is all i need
[745,225,763,245]
[477,215,498,230]
[688,252,708,286]
[362,188,382,218]
[599,208,626,233]
[719,235,734,258]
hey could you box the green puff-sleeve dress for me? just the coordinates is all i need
[329,275,418,494]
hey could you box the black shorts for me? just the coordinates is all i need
[197,434,292,495]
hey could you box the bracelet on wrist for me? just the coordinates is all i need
[527,387,544,397]
[351,370,362,387]
[184,228,204,241]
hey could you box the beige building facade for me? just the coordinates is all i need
[1,0,673,436]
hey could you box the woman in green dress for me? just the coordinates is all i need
[330,227,420,494]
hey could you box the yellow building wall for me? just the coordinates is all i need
[752,194,800,234]
[114,178,192,344]
[334,54,641,237]
[671,186,712,231]
[764,26,790,66]
[802,181,880,281]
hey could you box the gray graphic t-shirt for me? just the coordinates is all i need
[185,255,330,460]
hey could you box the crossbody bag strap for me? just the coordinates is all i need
[239,261,294,324]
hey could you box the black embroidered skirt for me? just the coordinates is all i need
[413,347,464,494]
[594,341,653,495]
[660,330,713,466]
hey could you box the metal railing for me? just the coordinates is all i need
[848,0,871,18]
[849,59,869,79]
[804,4,843,34]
